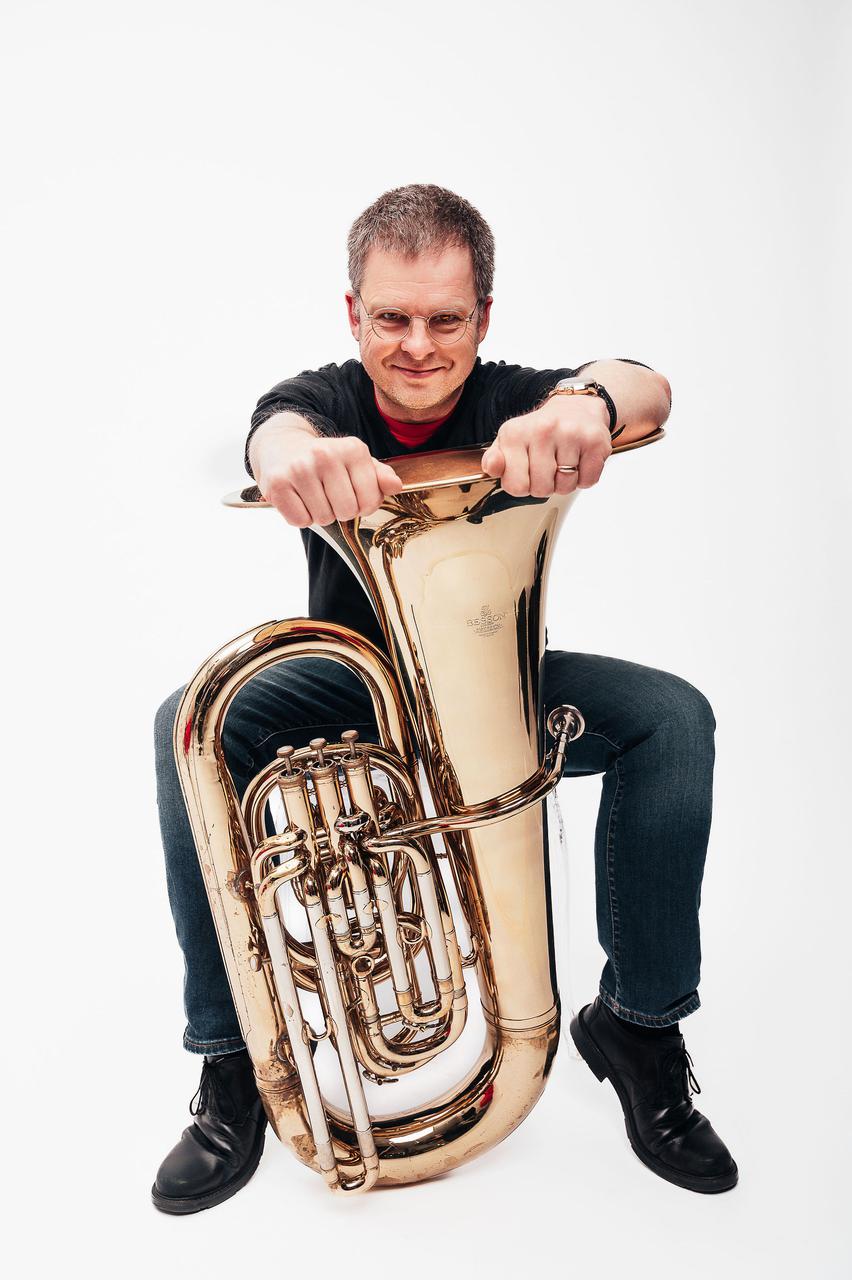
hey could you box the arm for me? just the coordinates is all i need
[481,358,671,497]
[575,358,672,444]
[248,410,321,478]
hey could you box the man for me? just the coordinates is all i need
[152,184,737,1214]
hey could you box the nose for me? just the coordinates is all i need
[400,316,436,360]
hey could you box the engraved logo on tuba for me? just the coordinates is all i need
[466,604,508,636]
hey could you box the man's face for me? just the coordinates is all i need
[345,243,492,421]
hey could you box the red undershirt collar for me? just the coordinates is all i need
[373,387,452,447]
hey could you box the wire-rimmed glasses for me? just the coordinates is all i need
[356,293,481,345]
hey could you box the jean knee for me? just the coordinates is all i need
[663,674,716,740]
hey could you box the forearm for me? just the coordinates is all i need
[579,359,672,444]
[247,411,320,479]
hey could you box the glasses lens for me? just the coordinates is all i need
[372,311,410,339]
[427,313,467,343]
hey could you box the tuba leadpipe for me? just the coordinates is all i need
[174,436,663,1193]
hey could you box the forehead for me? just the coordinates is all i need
[359,243,476,307]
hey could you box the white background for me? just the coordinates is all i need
[4,1,850,1276]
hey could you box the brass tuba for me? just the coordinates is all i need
[174,437,661,1194]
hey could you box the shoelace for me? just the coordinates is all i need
[667,1045,702,1099]
[189,1058,239,1124]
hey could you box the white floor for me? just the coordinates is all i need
[26,1001,846,1280]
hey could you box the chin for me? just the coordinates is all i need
[407,371,463,403]
[399,388,446,411]
[382,383,447,415]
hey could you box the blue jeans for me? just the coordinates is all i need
[154,650,716,1053]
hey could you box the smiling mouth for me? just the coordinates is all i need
[394,366,441,376]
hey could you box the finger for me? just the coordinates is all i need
[375,461,404,493]
[554,468,579,494]
[270,485,313,527]
[554,444,581,495]
[481,443,505,476]
[321,461,361,522]
[291,469,335,526]
[499,439,530,496]
[577,448,608,490]
[529,440,559,497]
[347,454,383,513]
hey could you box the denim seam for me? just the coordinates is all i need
[604,756,625,1003]
[597,987,701,1027]
[184,1031,245,1054]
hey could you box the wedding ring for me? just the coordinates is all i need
[556,465,579,473]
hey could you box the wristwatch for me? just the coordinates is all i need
[545,378,623,441]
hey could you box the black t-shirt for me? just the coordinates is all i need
[243,357,649,652]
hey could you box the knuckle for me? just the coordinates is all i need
[288,457,312,483]
[342,437,370,461]
[266,478,294,507]
[277,496,305,526]
[359,486,382,513]
[312,440,336,465]
[582,436,609,459]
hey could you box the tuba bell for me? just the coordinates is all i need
[174,437,661,1194]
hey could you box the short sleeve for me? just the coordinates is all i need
[575,357,657,373]
[477,362,583,427]
[244,366,346,478]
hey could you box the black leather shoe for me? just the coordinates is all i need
[570,998,738,1193]
[152,1049,267,1214]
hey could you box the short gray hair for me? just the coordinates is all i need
[347,184,495,304]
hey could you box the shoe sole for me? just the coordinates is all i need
[569,1007,738,1194]
[151,1128,266,1215]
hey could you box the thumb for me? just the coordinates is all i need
[481,442,505,476]
[376,461,404,492]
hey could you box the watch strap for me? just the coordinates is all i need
[547,379,624,441]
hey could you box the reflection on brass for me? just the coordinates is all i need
[176,438,662,1194]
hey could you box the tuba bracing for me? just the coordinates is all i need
[175,436,662,1194]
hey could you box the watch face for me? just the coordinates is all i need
[554,379,596,393]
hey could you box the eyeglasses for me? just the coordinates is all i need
[356,293,481,345]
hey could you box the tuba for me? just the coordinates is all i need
[175,436,662,1194]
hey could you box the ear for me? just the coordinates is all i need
[476,296,493,342]
[345,291,361,340]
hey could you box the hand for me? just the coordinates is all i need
[480,395,613,496]
[255,430,404,527]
